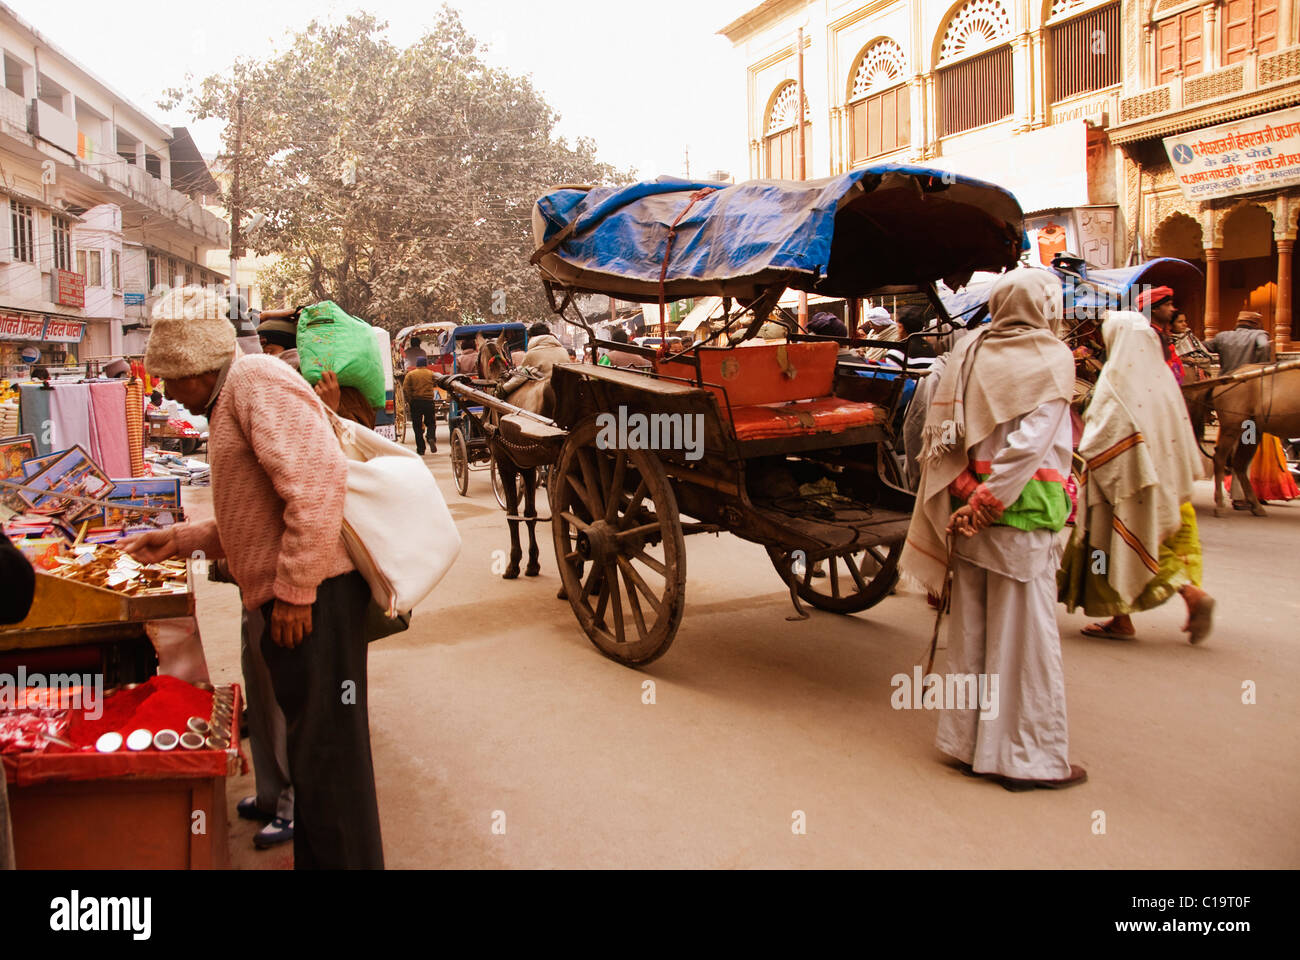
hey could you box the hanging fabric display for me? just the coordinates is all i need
[125,378,146,478]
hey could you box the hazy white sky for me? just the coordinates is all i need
[14,0,754,181]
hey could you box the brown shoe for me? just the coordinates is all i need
[998,764,1088,792]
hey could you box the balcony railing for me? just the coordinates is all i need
[88,155,229,247]
[0,86,25,129]
[0,94,229,248]
[1119,46,1300,127]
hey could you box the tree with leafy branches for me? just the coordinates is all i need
[163,7,628,330]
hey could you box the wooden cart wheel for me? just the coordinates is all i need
[766,539,902,614]
[551,418,686,666]
[394,380,407,444]
[450,426,469,496]
[490,453,508,510]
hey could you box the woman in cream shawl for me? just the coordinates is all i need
[903,270,1086,789]
[1058,311,1214,643]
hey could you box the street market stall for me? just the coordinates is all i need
[0,423,240,868]
[2,676,242,869]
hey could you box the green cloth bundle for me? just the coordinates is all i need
[296,301,385,409]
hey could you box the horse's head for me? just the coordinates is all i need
[478,332,512,383]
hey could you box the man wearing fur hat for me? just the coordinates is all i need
[123,286,384,869]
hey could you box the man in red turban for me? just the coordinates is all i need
[1133,286,1184,382]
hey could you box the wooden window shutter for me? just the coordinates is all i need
[1181,9,1204,76]
[895,87,910,149]
[1222,0,1252,64]
[1256,0,1280,55]
[882,90,898,153]
[1156,19,1180,82]
[850,101,867,165]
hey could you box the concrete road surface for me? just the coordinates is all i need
[189,422,1300,868]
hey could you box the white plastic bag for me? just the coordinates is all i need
[330,412,461,616]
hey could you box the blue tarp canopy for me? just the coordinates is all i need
[531,167,1024,304]
[937,257,1205,330]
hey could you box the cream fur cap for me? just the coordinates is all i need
[144,285,235,379]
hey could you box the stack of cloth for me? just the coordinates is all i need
[144,450,210,486]
[0,400,18,437]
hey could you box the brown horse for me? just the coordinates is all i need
[477,332,566,579]
[1184,363,1300,517]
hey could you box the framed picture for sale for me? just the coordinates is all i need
[103,476,182,531]
[19,445,115,523]
[0,434,38,512]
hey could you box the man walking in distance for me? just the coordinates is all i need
[904,270,1087,791]
[123,285,384,869]
[404,355,439,455]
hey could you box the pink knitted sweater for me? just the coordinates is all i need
[172,354,354,609]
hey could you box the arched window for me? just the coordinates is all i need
[764,82,811,179]
[847,40,910,164]
[936,0,1013,137]
[1048,1,1121,102]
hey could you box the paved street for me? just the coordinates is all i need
[191,423,1300,869]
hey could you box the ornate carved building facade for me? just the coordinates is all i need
[1109,1,1300,346]
[721,1,1300,345]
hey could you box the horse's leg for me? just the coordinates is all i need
[1213,412,1238,517]
[501,453,523,580]
[1212,439,1227,518]
[1236,436,1266,516]
[522,467,541,577]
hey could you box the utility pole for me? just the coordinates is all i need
[227,84,246,331]
[796,27,809,332]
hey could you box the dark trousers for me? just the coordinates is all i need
[260,572,384,869]
[409,397,437,453]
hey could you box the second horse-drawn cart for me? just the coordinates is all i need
[441,167,1026,666]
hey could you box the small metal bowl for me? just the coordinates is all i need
[179,731,205,750]
[152,729,179,751]
[95,731,124,753]
[125,728,153,751]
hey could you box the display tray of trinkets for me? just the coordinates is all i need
[1,546,194,634]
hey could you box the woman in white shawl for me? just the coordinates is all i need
[1058,311,1214,643]
[903,269,1085,790]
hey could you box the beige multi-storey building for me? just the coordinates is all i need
[721,1,1300,345]
[0,3,228,375]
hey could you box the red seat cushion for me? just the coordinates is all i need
[729,397,882,442]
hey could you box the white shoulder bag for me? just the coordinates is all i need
[329,411,461,617]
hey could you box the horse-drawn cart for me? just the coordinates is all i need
[392,322,457,443]
[443,168,1025,666]
[446,322,529,508]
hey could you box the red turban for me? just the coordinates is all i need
[1134,285,1174,312]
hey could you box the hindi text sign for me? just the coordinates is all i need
[53,269,86,308]
[43,320,85,343]
[1163,105,1300,202]
[0,314,46,341]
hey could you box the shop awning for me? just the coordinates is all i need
[676,296,725,333]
